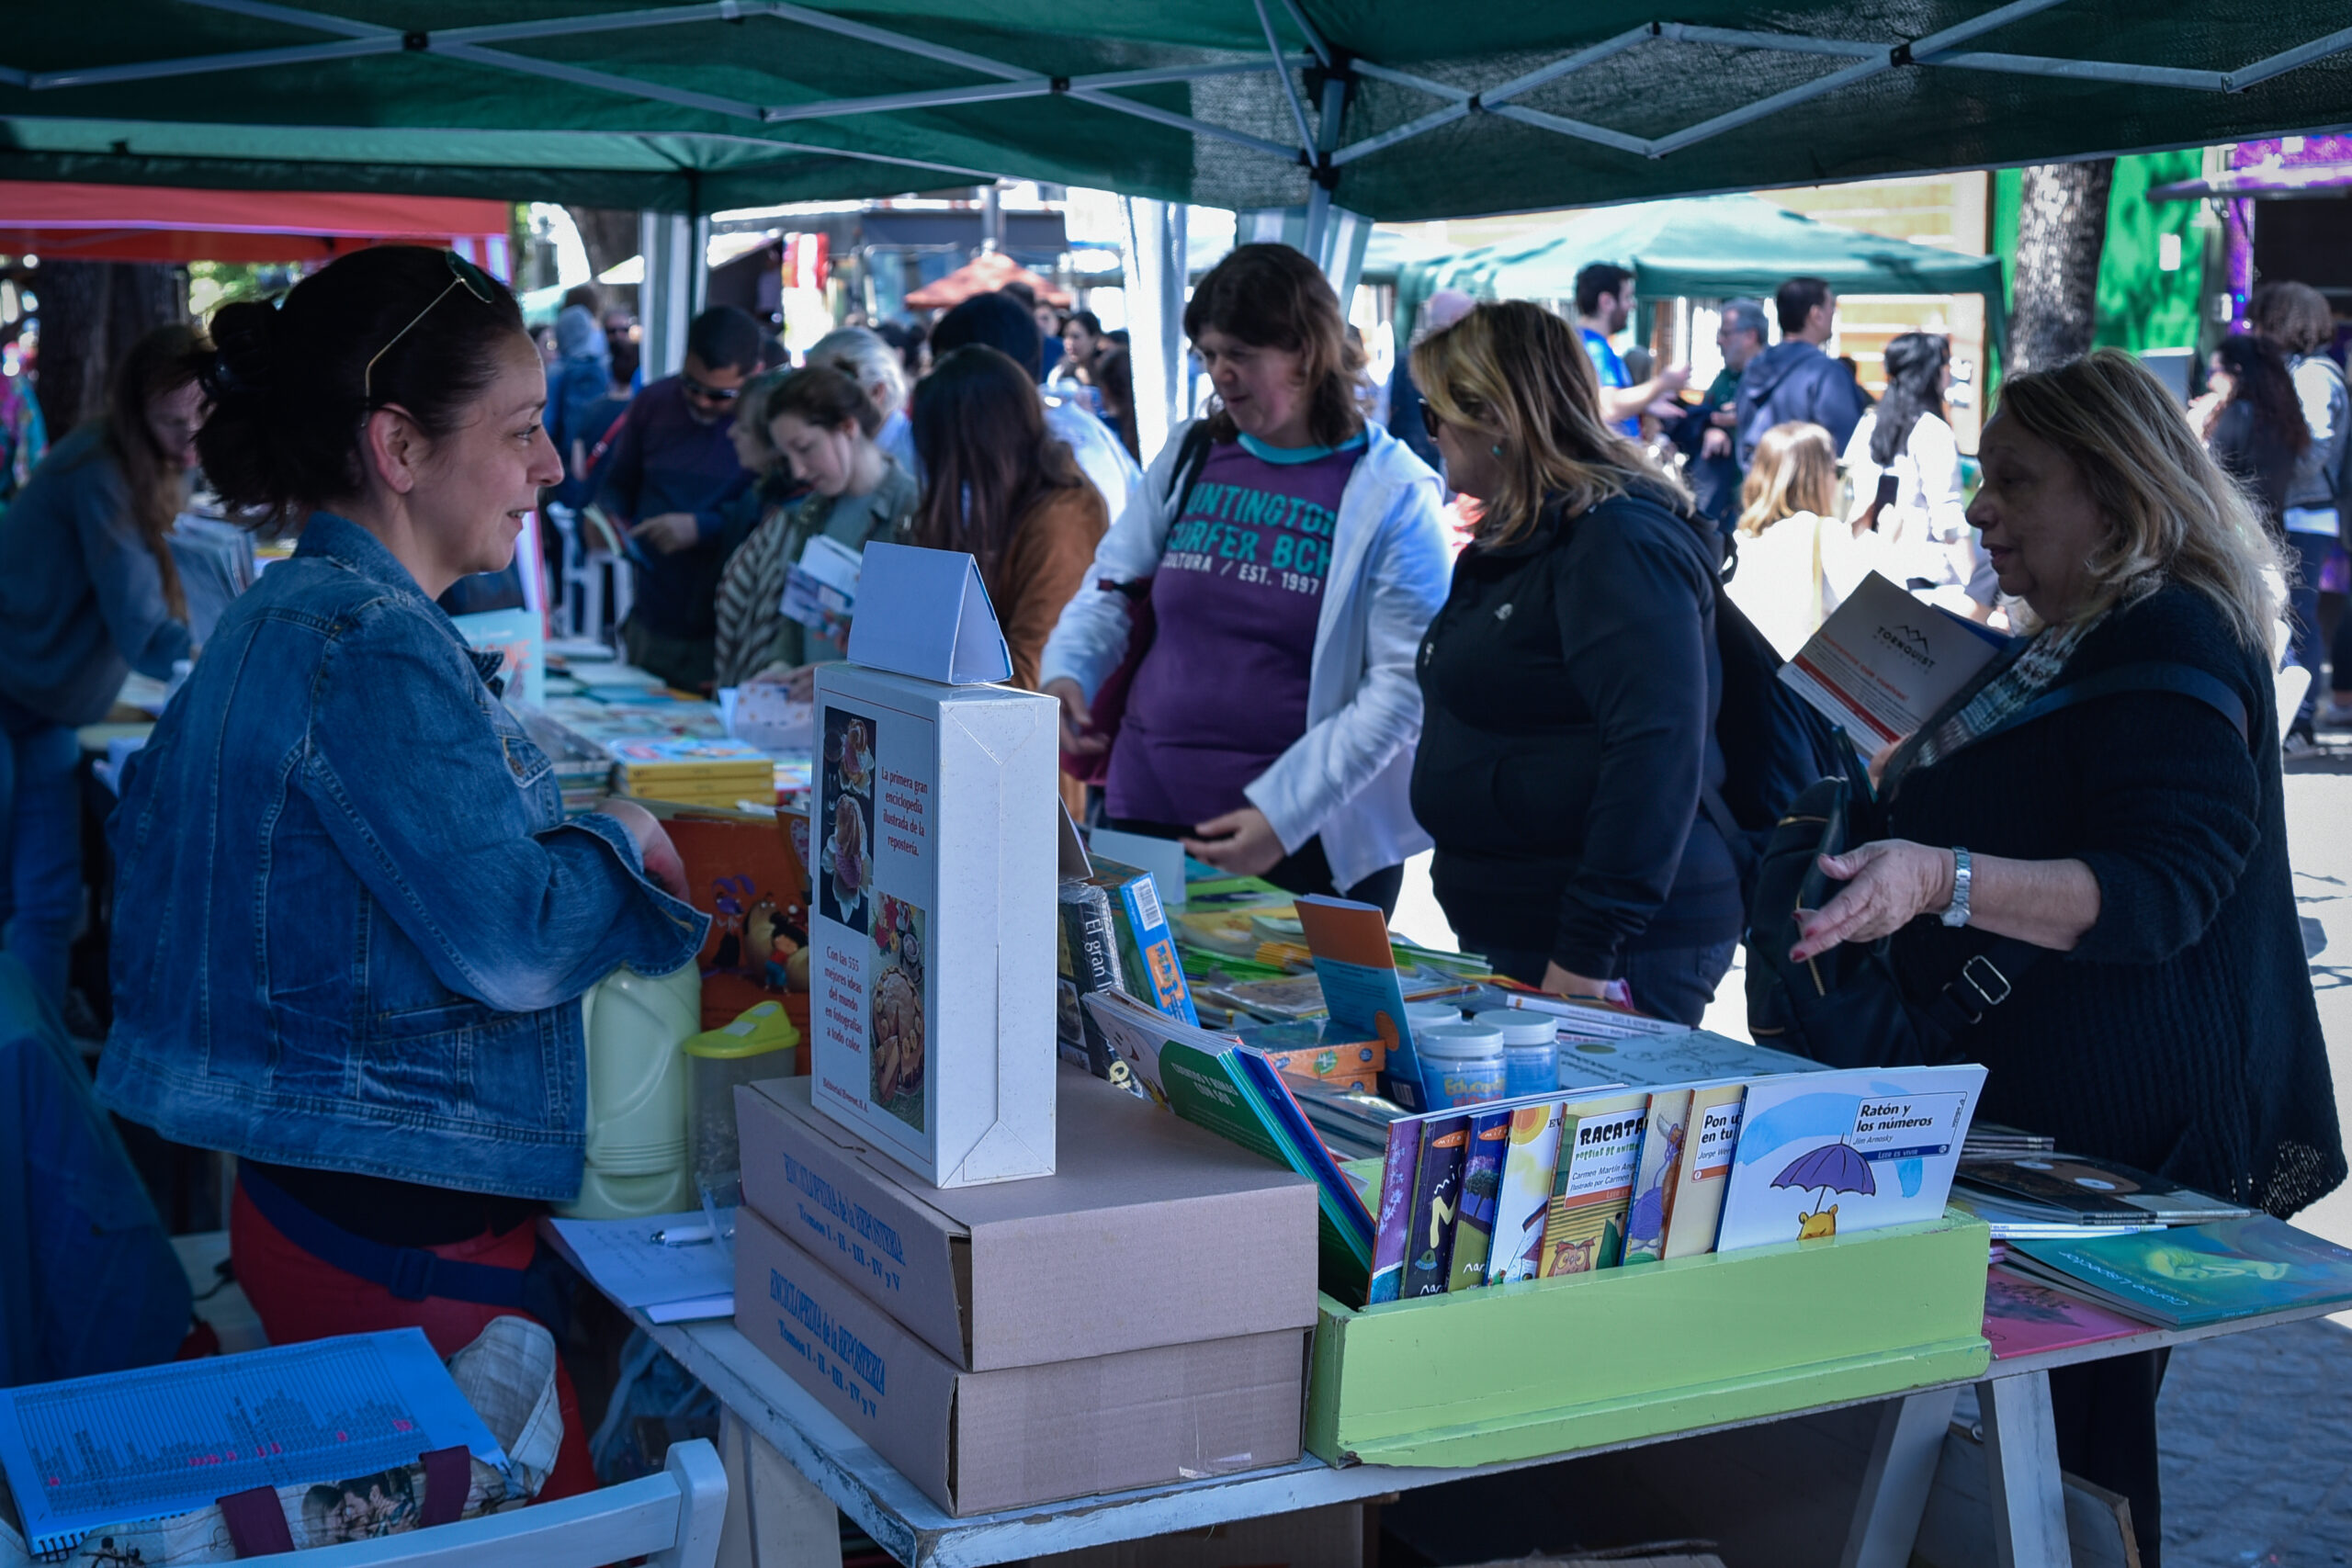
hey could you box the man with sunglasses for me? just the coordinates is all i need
[594,305,763,689]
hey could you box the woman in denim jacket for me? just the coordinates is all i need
[96,247,705,1498]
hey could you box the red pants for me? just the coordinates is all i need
[230,1180,597,1503]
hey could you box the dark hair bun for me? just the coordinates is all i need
[196,246,524,527]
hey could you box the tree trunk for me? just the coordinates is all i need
[2007,159,2114,377]
[34,260,187,437]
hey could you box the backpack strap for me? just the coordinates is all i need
[1166,420,1216,518]
[1980,660,2252,751]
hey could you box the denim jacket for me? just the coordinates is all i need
[96,514,707,1200]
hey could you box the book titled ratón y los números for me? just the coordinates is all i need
[808,544,1057,1188]
[1539,1091,1651,1277]
[1713,1065,1987,1253]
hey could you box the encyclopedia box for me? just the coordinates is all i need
[808,658,1058,1187]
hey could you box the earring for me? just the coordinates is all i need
[1490,444,1503,457]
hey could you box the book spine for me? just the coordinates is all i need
[1488,1101,1566,1285]
[1662,1089,1747,1260]
[1366,1117,1423,1304]
[1403,1115,1471,1300]
[1448,1110,1513,1291]
[1056,888,1125,1082]
[1114,874,1200,1026]
[1622,1089,1694,1266]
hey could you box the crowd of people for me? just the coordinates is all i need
[0,235,2340,1560]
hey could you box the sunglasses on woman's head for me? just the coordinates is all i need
[364,251,497,404]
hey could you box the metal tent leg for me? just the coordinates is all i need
[1839,1386,1960,1568]
[1979,1371,2075,1568]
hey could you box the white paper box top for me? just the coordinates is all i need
[846,541,1013,685]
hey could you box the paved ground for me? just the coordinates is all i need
[1388,756,2352,1565]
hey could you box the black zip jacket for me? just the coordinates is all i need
[1412,486,1743,978]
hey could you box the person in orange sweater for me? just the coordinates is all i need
[909,344,1109,691]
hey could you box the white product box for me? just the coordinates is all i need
[808,545,1059,1187]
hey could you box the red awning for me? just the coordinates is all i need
[902,250,1071,310]
[0,183,513,268]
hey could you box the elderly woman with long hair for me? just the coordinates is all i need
[1790,350,2343,1565]
[0,323,205,1006]
[1042,243,1447,912]
[1409,300,1742,1024]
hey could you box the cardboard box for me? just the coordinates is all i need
[736,1068,1319,1370]
[736,1206,1308,1516]
[808,660,1057,1186]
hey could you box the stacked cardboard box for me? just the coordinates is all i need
[733,1066,1321,1516]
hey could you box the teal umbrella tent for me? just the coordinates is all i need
[1394,195,2009,355]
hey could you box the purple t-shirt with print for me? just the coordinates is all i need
[1107,434,1363,827]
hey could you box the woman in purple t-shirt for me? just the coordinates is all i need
[1041,245,1449,913]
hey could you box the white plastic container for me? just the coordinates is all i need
[556,962,701,1219]
[1404,1000,1465,1035]
[1476,1009,1562,1100]
[1418,1022,1508,1110]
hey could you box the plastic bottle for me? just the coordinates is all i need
[684,1000,801,1209]
[556,962,702,1220]
[1418,1021,1509,1109]
[1477,1010,1562,1099]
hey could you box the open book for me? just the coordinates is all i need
[1778,570,2008,749]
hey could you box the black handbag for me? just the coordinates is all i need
[1746,660,2254,1068]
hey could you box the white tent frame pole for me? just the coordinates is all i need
[1250,0,1320,159]
[1302,71,1347,259]
[1272,0,1333,70]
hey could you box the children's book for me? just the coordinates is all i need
[1622,1089,1694,1265]
[1661,1082,1748,1259]
[1169,876,1296,954]
[1778,570,2007,749]
[1487,1100,1566,1284]
[1081,854,1198,1028]
[1401,1114,1471,1299]
[1293,895,1430,1111]
[1447,1108,1514,1291]
[1540,1091,1651,1277]
[1955,1154,2256,1227]
[1713,1066,1986,1253]
[2007,1216,2352,1329]
[1552,1026,1827,1090]
[1982,1265,2146,1358]
[1078,990,1374,1292]
[1366,1115,1424,1304]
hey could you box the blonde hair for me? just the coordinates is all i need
[1993,348,2280,649]
[1409,299,1688,547]
[1736,422,1839,536]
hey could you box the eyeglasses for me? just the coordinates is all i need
[682,374,743,405]
[1421,399,1488,441]
[363,250,496,404]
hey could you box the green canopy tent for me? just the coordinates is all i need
[1392,194,2010,355]
[0,3,2347,224]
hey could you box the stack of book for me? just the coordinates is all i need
[605,736,775,809]
[1950,1153,2256,1240]
[2004,1215,2352,1329]
[514,705,621,818]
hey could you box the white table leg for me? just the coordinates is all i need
[718,1407,846,1568]
[1839,1386,1961,1568]
[1978,1372,2074,1568]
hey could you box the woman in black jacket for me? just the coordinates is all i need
[1792,351,2343,1567]
[1409,301,1741,1025]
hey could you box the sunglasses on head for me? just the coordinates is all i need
[364,250,497,405]
[683,375,743,404]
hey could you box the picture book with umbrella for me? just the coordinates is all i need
[1713,1066,1986,1253]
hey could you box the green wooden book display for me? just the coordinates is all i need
[1306,1206,1992,1468]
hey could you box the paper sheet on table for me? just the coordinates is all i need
[547,1213,735,1321]
[1777,570,2008,749]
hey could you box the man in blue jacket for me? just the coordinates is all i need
[595,306,761,690]
[1733,276,1869,469]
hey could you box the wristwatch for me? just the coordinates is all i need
[1939,846,1973,928]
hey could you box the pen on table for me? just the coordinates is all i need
[653,1224,714,1247]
